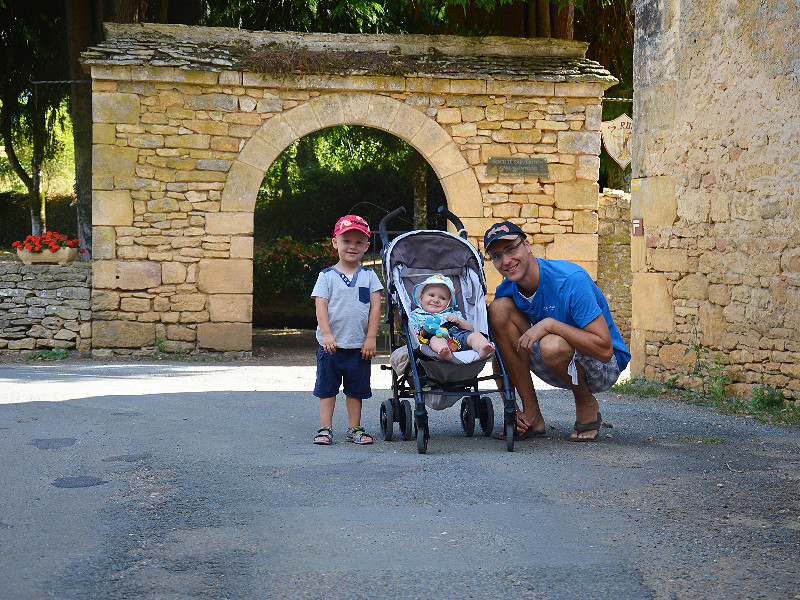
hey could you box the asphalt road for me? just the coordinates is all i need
[1,359,798,599]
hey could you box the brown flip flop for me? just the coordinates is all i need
[571,412,602,442]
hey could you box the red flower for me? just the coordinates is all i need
[12,231,83,254]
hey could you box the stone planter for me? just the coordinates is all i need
[17,247,78,265]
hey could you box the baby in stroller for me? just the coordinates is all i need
[409,274,495,362]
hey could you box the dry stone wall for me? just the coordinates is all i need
[597,189,631,344]
[81,25,615,355]
[0,261,92,352]
[632,0,800,399]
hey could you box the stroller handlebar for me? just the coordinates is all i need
[379,206,406,246]
[379,205,469,246]
[437,206,468,240]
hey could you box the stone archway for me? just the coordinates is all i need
[222,92,482,216]
[83,24,615,355]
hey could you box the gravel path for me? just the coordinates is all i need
[0,337,798,599]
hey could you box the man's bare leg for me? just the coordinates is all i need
[489,298,545,434]
[537,333,601,440]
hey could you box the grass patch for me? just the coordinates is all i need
[27,347,70,361]
[611,377,673,398]
[243,48,416,77]
[152,337,192,361]
[612,376,800,426]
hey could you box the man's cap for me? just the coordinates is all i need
[483,221,525,250]
[333,214,371,237]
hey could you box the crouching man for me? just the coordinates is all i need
[484,222,630,441]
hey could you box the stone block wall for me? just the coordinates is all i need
[0,261,92,352]
[84,27,614,354]
[632,0,800,399]
[597,189,631,344]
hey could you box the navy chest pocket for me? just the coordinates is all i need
[358,286,371,304]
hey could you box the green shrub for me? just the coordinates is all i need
[750,377,784,410]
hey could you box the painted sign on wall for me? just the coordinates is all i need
[601,113,633,169]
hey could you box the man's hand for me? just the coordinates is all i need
[516,409,531,434]
[516,318,554,352]
[321,332,337,354]
[361,336,376,360]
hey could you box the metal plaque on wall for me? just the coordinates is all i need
[485,157,549,177]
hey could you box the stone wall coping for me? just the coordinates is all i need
[81,23,617,86]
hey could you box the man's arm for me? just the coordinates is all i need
[516,314,614,363]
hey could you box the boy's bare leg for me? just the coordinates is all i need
[537,334,601,440]
[467,331,495,359]
[429,337,453,361]
[488,298,544,434]
[345,396,363,428]
[315,396,336,442]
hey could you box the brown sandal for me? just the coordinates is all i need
[571,412,602,442]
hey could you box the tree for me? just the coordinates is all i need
[203,0,390,33]
[65,0,95,258]
[409,152,427,230]
[0,1,69,235]
[64,0,162,258]
[575,0,633,189]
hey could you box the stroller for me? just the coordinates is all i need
[377,206,517,453]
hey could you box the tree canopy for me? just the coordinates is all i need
[257,125,444,242]
[0,0,632,244]
[0,1,70,234]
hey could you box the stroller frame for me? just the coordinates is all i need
[378,206,517,453]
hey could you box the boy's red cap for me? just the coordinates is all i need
[333,215,371,237]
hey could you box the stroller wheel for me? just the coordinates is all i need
[505,421,515,452]
[460,397,476,437]
[479,396,494,436]
[416,422,428,454]
[380,400,394,441]
[400,400,413,441]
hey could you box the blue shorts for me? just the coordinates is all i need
[446,325,472,350]
[529,341,620,393]
[313,347,372,400]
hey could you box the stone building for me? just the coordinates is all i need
[79,23,616,355]
[631,0,800,399]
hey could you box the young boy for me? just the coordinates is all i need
[409,274,494,361]
[311,215,383,445]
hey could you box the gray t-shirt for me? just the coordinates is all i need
[311,266,383,349]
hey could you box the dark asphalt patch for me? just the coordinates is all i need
[52,477,107,489]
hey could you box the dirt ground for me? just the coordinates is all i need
[0,328,389,367]
[250,328,392,365]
